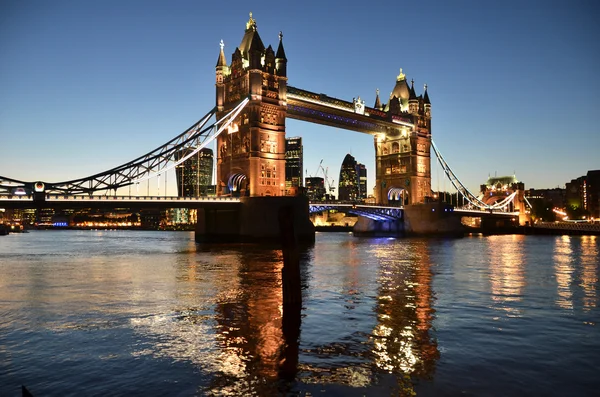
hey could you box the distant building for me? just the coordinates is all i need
[566,170,600,218]
[37,208,55,226]
[175,148,214,197]
[285,137,303,192]
[305,177,326,201]
[587,170,600,218]
[357,163,367,200]
[525,188,565,207]
[166,208,197,225]
[338,154,359,201]
[479,175,527,215]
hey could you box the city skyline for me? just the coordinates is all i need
[1,1,598,197]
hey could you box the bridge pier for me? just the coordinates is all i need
[195,196,315,244]
[403,202,465,236]
[352,216,404,236]
[352,202,465,237]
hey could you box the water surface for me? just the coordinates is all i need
[0,231,598,395]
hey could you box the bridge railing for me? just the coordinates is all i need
[0,194,241,202]
[0,195,34,201]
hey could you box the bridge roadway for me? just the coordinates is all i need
[0,195,407,220]
[0,194,519,220]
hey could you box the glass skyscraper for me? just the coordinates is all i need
[285,137,303,191]
[357,162,367,199]
[338,154,359,201]
[175,147,214,197]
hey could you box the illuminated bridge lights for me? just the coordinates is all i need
[288,105,381,131]
[309,203,403,221]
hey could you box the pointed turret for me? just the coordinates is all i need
[264,45,275,74]
[215,40,229,83]
[423,83,431,105]
[409,79,417,100]
[275,31,287,77]
[276,31,287,60]
[215,40,229,110]
[423,83,431,118]
[216,39,227,68]
[408,79,418,114]
[374,88,382,110]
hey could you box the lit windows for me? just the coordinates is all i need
[260,164,277,186]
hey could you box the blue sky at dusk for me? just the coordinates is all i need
[1,0,598,196]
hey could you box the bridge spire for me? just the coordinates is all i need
[246,11,257,31]
[276,30,287,76]
[423,83,431,104]
[396,68,406,81]
[374,88,382,110]
[216,39,227,67]
[408,79,418,114]
[409,79,417,100]
[276,31,287,60]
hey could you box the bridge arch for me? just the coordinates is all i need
[227,172,249,197]
[387,187,408,205]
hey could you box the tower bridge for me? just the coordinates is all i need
[214,13,431,205]
[0,13,529,241]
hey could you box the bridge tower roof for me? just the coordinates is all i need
[239,12,265,60]
[390,68,410,102]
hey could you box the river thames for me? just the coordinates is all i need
[1,230,598,396]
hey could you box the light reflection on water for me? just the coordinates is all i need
[0,231,599,396]
[487,234,526,316]
[579,236,598,311]
[554,235,575,310]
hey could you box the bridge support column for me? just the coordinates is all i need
[352,216,404,236]
[195,196,315,244]
[402,202,465,236]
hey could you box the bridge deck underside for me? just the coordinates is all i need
[309,204,403,221]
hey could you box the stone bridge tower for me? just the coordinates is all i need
[215,13,288,197]
[375,69,432,205]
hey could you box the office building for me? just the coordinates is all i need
[285,137,303,192]
[338,154,359,201]
[357,162,367,199]
[305,177,326,201]
[175,148,214,197]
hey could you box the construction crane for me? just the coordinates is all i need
[321,166,335,194]
[315,160,335,194]
[306,159,336,194]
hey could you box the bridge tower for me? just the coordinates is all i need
[215,13,288,197]
[375,70,432,205]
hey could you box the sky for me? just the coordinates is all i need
[1,0,598,197]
